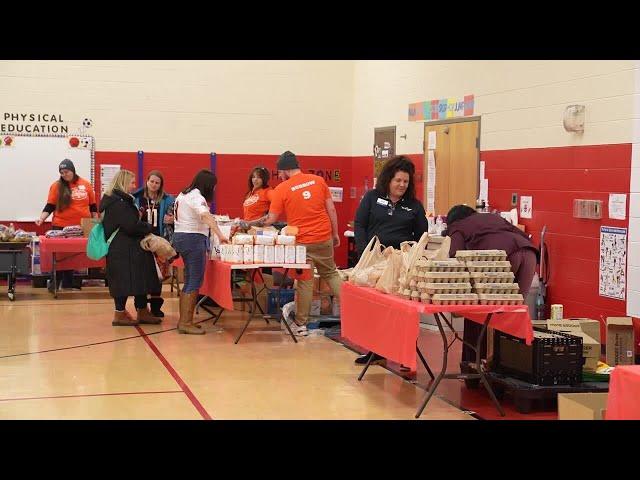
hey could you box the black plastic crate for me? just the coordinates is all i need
[492,327,583,386]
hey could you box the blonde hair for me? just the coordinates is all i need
[105,169,135,197]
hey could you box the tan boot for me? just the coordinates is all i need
[112,310,139,326]
[137,307,161,324]
[178,291,205,335]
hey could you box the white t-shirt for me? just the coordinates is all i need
[174,189,210,236]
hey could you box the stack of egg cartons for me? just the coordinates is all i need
[455,250,524,305]
[421,259,477,305]
[398,258,477,305]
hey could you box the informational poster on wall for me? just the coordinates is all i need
[520,196,533,219]
[426,150,436,214]
[329,187,343,203]
[599,226,627,300]
[100,164,121,197]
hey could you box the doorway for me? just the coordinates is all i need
[424,118,480,216]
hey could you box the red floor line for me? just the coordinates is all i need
[0,390,183,402]
[135,326,212,420]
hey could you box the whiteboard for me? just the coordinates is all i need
[0,134,94,221]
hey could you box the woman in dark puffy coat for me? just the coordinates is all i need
[100,169,161,326]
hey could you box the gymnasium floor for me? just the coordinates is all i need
[0,284,476,420]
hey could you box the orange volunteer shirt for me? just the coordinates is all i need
[269,173,332,244]
[46,177,96,227]
[243,187,273,221]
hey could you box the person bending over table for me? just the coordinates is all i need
[35,159,98,291]
[172,169,229,335]
[133,169,175,318]
[101,169,162,327]
[256,151,343,337]
[445,204,538,364]
[353,155,428,367]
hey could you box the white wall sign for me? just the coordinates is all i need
[426,150,436,214]
[609,193,627,220]
[520,196,533,219]
[329,187,343,203]
[427,131,436,150]
[599,226,627,300]
[100,164,121,197]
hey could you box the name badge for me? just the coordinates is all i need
[376,198,389,206]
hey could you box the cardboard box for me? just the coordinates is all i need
[264,245,275,263]
[243,245,254,264]
[81,218,97,237]
[320,295,333,315]
[568,318,601,344]
[545,320,600,370]
[284,245,297,264]
[606,317,635,366]
[558,392,608,420]
[274,245,285,264]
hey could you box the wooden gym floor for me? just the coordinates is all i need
[0,285,474,420]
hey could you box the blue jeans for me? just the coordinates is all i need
[172,232,209,293]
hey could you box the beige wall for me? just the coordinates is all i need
[0,60,354,155]
[351,60,636,155]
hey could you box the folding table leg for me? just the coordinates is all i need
[249,270,269,324]
[52,253,58,299]
[474,313,505,417]
[416,345,435,380]
[415,312,450,418]
[357,350,378,381]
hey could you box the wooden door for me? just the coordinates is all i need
[424,120,479,216]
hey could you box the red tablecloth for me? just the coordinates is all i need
[39,236,105,272]
[200,260,236,310]
[606,366,640,420]
[341,282,533,371]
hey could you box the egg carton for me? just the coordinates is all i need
[478,294,524,305]
[469,272,515,284]
[431,293,479,305]
[473,283,520,295]
[422,282,473,295]
[455,250,507,262]
[420,292,431,304]
[465,261,513,273]
[416,259,467,272]
[423,272,471,283]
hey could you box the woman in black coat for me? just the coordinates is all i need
[100,169,162,326]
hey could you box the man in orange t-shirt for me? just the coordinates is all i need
[262,151,342,330]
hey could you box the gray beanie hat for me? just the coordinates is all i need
[59,158,76,174]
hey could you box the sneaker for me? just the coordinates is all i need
[291,324,308,337]
[354,351,386,365]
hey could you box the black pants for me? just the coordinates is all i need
[52,226,74,288]
[114,295,148,311]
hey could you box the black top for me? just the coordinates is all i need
[354,189,428,257]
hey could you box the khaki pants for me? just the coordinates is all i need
[295,239,342,325]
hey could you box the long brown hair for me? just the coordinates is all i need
[56,174,79,211]
[144,170,166,201]
[245,167,270,199]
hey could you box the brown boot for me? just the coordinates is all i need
[112,310,139,326]
[137,307,162,324]
[178,291,205,335]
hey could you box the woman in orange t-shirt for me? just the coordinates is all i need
[242,166,273,222]
[35,159,98,290]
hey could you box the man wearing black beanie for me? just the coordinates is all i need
[260,151,342,335]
